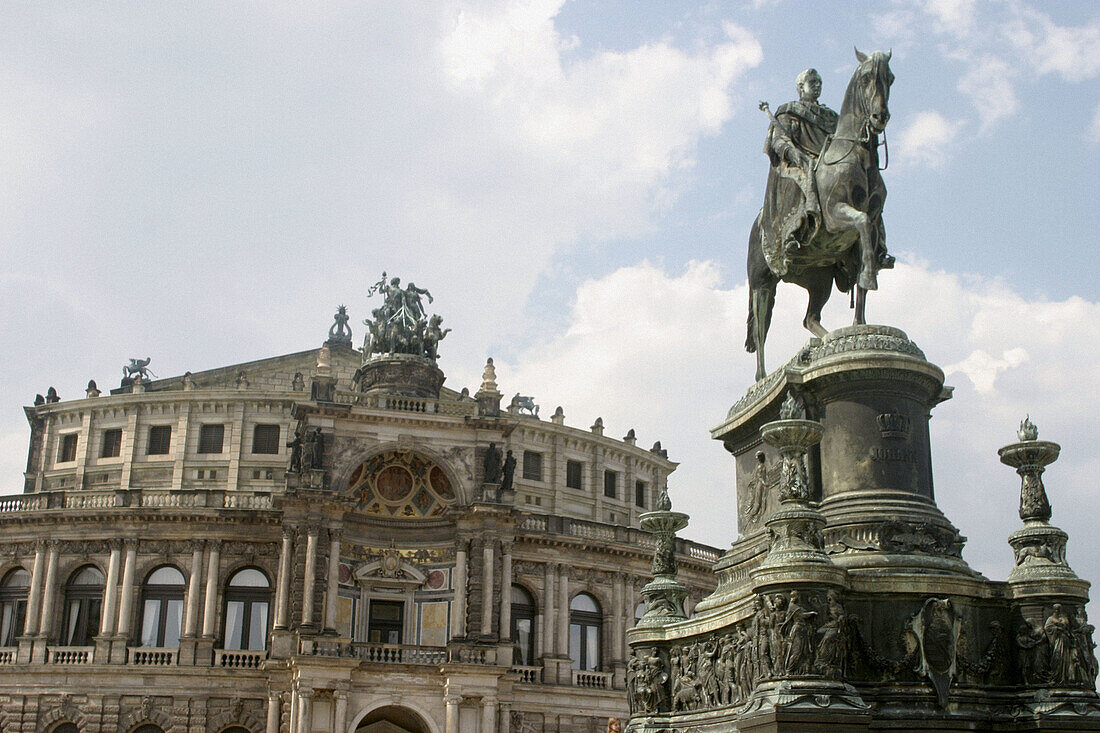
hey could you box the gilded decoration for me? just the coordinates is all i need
[347,450,456,518]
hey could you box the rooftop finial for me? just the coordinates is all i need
[326,304,353,347]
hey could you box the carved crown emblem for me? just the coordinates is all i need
[876,411,911,440]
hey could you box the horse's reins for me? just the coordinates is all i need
[817,60,889,171]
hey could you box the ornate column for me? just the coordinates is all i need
[183,540,204,637]
[275,527,294,629]
[99,541,122,636]
[555,564,568,657]
[334,689,348,733]
[296,687,313,733]
[302,524,319,628]
[542,562,555,656]
[37,540,60,637]
[498,542,513,639]
[451,538,468,639]
[480,696,497,733]
[324,529,341,633]
[611,571,624,660]
[1000,416,1079,583]
[22,541,46,635]
[266,691,281,733]
[116,541,138,637]
[444,695,461,733]
[498,702,511,733]
[202,540,221,637]
[636,490,689,628]
[481,539,494,637]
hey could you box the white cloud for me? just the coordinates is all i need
[896,110,961,167]
[923,0,976,37]
[1005,5,1100,82]
[501,258,1100,591]
[956,55,1020,132]
[945,347,1028,394]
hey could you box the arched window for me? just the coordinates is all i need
[219,728,251,733]
[569,593,602,671]
[0,568,30,646]
[132,726,164,733]
[140,566,185,647]
[50,724,79,733]
[510,584,536,666]
[633,601,646,626]
[223,568,271,651]
[63,565,104,646]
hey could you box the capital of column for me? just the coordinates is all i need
[188,539,205,553]
[46,538,61,551]
[108,538,123,552]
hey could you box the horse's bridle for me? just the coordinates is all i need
[818,57,890,171]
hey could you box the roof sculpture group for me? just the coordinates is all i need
[363,273,450,361]
[746,49,895,381]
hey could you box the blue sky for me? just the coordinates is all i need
[1,1,1098,596]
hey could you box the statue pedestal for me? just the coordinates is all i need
[354,354,445,399]
[711,325,972,579]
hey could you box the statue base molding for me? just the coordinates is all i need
[354,353,445,398]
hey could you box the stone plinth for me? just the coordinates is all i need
[354,353,445,398]
[711,325,971,578]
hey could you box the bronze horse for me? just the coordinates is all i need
[746,49,894,381]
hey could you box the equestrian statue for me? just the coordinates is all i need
[747,49,895,381]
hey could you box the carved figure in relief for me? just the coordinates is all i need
[816,591,848,677]
[768,593,789,677]
[782,590,818,675]
[743,451,769,524]
[1075,607,1099,686]
[1046,604,1076,685]
[1016,620,1047,685]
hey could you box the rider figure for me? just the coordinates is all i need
[764,68,836,223]
[765,68,894,268]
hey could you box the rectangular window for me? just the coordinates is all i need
[147,425,172,455]
[522,450,543,481]
[603,470,617,499]
[58,433,78,463]
[566,460,584,490]
[252,424,280,454]
[367,600,404,644]
[100,429,122,458]
[635,480,647,508]
[197,424,224,454]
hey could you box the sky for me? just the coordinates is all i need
[1,1,1098,599]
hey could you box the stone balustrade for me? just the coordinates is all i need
[213,649,266,669]
[128,647,179,666]
[572,669,612,689]
[332,390,478,417]
[352,642,448,665]
[0,489,276,514]
[0,648,14,665]
[510,665,542,683]
[49,646,93,665]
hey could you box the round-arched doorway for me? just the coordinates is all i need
[354,705,431,733]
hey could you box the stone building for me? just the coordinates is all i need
[0,300,720,733]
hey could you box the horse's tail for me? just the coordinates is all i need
[746,289,757,353]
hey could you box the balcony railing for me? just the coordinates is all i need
[352,643,448,665]
[572,669,612,688]
[0,648,15,665]
[0,489,276,514]
[510,665,541,683]
[128,647,178,666]
[49,646,93,665]
[332,390,478,417]
[213,649,266,669]
[518,514,721,564]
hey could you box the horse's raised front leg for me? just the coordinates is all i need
[829,202,878,290]
[853,286,867,325]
